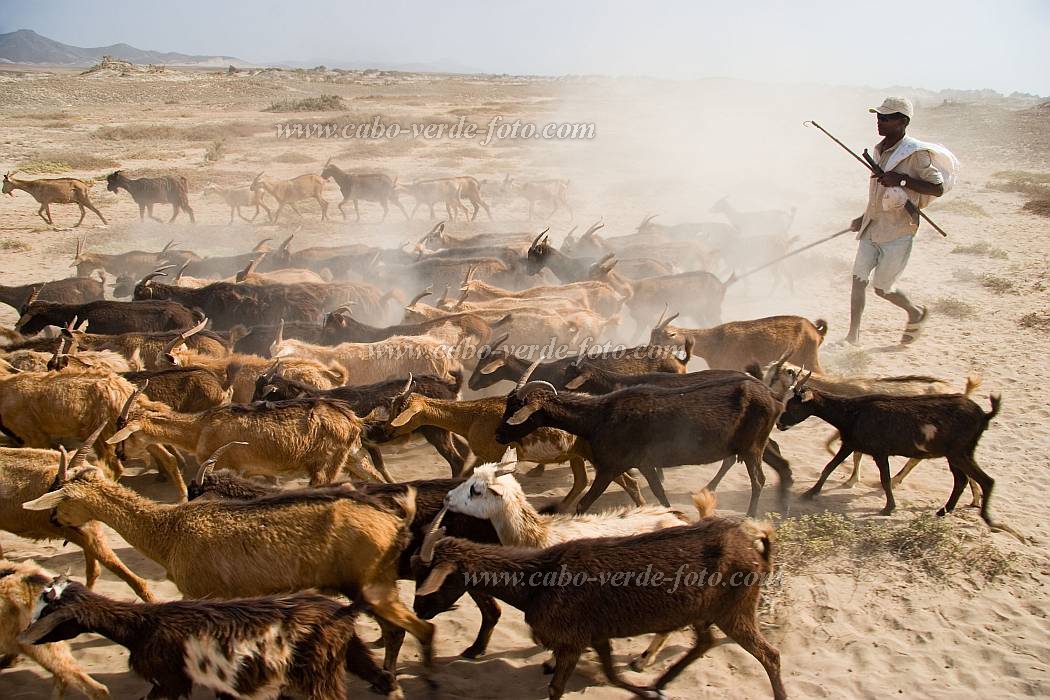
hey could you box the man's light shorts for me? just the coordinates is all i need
[851,235,913,291]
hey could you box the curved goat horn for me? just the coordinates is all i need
[407,286,433,307]
[515,353,546,392]
[163,317,208,356]
[517,380,558,400]
[420,505,448,564]
[56,447,69,484]
[118,381,148,425]
[654,303,668,329]
[175,260,191,282]
[69,421,108,472]
[138,265,174,286]
[194,441,248,484]
[530,228,549,249]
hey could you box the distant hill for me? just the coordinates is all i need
[0,29,253,67]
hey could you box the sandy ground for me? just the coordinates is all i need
[0,66,1048,699]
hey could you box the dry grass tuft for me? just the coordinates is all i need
[951,241,1008,259]
[1022,199,1050,217]
[1019,312,1050,332]
[264,95,346,112]
[17,151,120,174]
[95,121,265,142]
[933,296,977,319]
[931,198,989,217]
[981,275,1015,294]
[272,151,317,164]
[988,170,1050,197]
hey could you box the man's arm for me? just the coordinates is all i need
[877,171,944,197]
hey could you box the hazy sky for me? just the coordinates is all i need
[3,0,1049,94]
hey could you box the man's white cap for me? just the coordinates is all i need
[869,96,914,119]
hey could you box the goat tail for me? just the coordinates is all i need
[741,519,774,565]
[692,489,717,520]
[984,393,1002,425]
[963,374,982,396]
[813,318,828,338]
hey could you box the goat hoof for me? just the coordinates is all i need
[640,689,666,700]
[461,645,485,659]
[936,507,950,517]
[878,506,894,516]
[801,488,819,501]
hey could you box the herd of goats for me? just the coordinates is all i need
[0,162,1014,700]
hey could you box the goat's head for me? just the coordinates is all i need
[187,442,249,500]
[648,304,681,346]
[775,369,815,431]
[249,172,266,192]
[112,273,136,299]
[443,449,520,520]
[388,374,426,434]
[468,332,511,391]
[320,158,337,180]
[1,171,16,196]
[22,421,108,529]
[759,352,799,399]
[18,575,90,646]
[495,356,557,444]
[525,228,552,275]
[587,253,618,280]
[13,286,44,333]
[132,266,175,300]
[105,170,124,193]
[252,359,289,402]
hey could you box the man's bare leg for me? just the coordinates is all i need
[845,277,867,344]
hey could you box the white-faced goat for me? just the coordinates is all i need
[414,504,785,699]
[19,577,400,699]
[0,561,110,699]
[444,450,688,547]
[776,371,1011,534]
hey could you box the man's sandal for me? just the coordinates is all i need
[901,305,928,345]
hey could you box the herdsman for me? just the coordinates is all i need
[845,96,958,345]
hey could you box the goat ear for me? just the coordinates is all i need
[801,389,814,402]
[564,375,587,390]
[506,403,539,426]
[105,422,141,444]
[479,358,505,375]
[390,406,421,428]
[17,607,80,645]
[417,561,457,597]
[22,489,69,511]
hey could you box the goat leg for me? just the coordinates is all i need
[841,452,863,488]
[575,468,620,514]
[803,443,854,500]
[462,592,501,658]
[547,648,582,700]
[872,454,896,515]
[638,465,671,508]
[593,639,663,699]
[653,623,717,690]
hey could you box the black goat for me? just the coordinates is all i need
[20,578,397,699]
[253,369,469,476]
[778,374,1005,528]
[496,360,791,516]
[106,170,194,223]
[320,160,408,221]
[468,337,692,392]
[0,277,103,313]
[134,273,325,330]
[414,512,785,699]
[15,295,198,335]
[320,307,493,346]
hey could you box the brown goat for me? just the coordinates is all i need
[650,310,827,372]
[250,172,328,222]
[2,172,107,226]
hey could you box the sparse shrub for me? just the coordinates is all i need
[17,151,119,174]
[988,170,1050,197]
[0,239,29,252]
[981,275,1015,294]
[272,151,315,164]
[263,94,346,113]
[1019,312,1050,331]
[933,296,976,319]
[951,241,1008,259]
[1022,199,1050,217]
[931,198,989,217]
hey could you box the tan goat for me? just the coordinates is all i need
[249,172,328,222]
[0,559,111,698]
[2,172,107,227]
[107,386,384,484]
